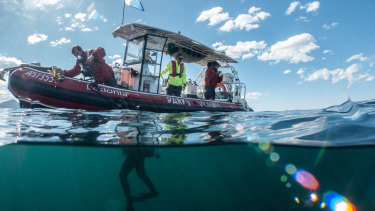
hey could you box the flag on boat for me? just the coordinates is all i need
[124,0,144,11]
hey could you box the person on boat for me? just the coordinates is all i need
[59,45,117,87]
[203,61,223,100]
[160,53,186,96]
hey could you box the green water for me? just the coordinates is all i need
[0,144,374,210]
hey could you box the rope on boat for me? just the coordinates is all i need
[88,84,123,109]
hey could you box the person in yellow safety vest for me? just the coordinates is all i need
[160,53,186,96]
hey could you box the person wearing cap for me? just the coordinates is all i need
[203,61,223,100]
[160,53,187,96]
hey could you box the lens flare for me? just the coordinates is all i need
[323,191,356,211]
[258,141,273,153]
[285,164,297,175]
[86,2,107,22]
[280,175,288,182]
[270,152,280,162]
[320,202,326,208]
[310,192,318,202]
[293,169,319,190]
[294,197,300,203]
[86,2,94,13]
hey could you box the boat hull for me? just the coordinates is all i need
[8,67,252,112]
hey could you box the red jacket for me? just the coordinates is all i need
[203,67,223,88]
[64,47,114,83]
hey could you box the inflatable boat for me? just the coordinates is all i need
[3,23,253,112]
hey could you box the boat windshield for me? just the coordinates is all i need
[125,37,144,65]
[139,35,166,93]
[123,34,167,93]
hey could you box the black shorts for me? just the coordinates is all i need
[204,86,215,100]
[166,84,182,96]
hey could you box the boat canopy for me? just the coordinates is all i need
[112,23,237,66]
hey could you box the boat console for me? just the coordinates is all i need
[112,23,247,103]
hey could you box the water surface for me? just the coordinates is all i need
[0,99,374,210]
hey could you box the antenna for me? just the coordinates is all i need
[121,1,126,25]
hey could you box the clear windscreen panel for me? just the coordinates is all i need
[140,35,167,93]
[124,37,144,65]
[124,37,145,91]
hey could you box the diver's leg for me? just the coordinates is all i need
[135,160,157,194]
[119,158,135,208]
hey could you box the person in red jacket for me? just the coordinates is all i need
[61,45,117,87]
[203,61,223,100]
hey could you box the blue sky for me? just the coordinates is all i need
[0,0,374,111]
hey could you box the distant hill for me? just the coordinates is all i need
[0,99,19,108]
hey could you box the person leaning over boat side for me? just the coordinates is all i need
[203,61,223,100]
[160,53,186,96]
[58,45,117,87]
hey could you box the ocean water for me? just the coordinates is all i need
[0,99,374,210]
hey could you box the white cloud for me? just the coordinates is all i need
[366,75,375,81]
[303,1,320,13]
[0,55,22,69]
[258,33,319,64]
[219,7,270,32]
[286,1,300,15]
[323,22,339,30]
[212,33,319,63]
[74,12,86,22]
[0,0,67,19]
[28,33,48,45]
[56,16,63,25]
[323,49,333,54]
[25,0,62,10]
[109,54,121,60]
[346,53,368,63]
[81,28,92,32]
[303,64,374,87]
[50,37,71,47]
[196,7,230,26]
[296,68,305,80]
[111,59,123,67]
[283,69,292,74]
[286,1,320,16]
[246,92,262,100]
[212,41,267,59]
[65,27,74,31]
[60,12,90,32]
[295,16,310,22]
[304,68,331,81]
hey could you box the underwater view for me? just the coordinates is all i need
[0,99,374,210]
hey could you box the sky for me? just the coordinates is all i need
[0,0,374,111]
